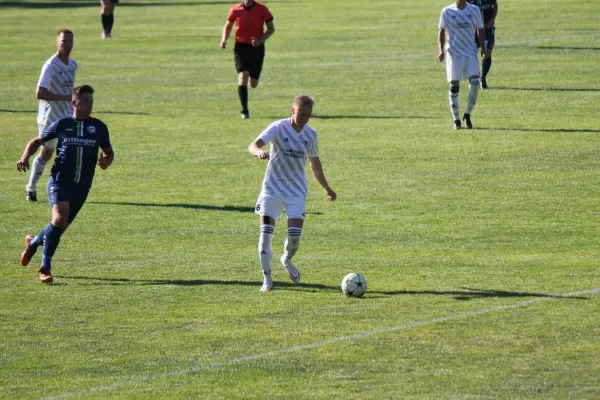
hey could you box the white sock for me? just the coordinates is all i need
[465,79,480,115]
[258,224,274,274]
[26,156,47,192]
[449,91,460,120]
[283,227,302,260]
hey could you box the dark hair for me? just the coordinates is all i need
[73,85,95,98]
[57,29,74,37]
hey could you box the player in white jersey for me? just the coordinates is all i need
[25,29,77,201]
[438,0,484,129]
[248,95,337,292]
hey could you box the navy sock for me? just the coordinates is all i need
[238,85,248,113]
[42,224,65,269]
[107,14,114,34]
[31,225,50,248]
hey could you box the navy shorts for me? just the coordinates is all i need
[476,27,495,50]
[234,42,265,80]
[47,179,90,224]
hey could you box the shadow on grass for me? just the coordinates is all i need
[269,115,435,120]
[491,87,600,92]
[0,0,233,9]
[88,201,324,215]
[0,108,149,115]
[55,276,590,300]
[500,45,600,51]
[477,127,600,133]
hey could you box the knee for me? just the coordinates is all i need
[250,79,259,88]
[449,82,460,94]
[52,216,69,230]
[40,147,54,161]
[469,77,480,86]
[238,73,249,85]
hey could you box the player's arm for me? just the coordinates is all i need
[437,28,446,62]
[16,136,46,172]
[486,0,498,29]
[36,86,71,102]
[260,20,275,44]
[98,147,114,170]
[248,138,269,160]
[308,156,336,201]
[221,20,234,49]
[477,28,485,57]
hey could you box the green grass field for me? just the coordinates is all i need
[1,0,599,398]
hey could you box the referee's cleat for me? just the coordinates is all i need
[25,190,37,202]
[21,234,37,266]
[453,120,461,130]
[241,112,250,120]
[463,113,473,129]
[39,267,53,284]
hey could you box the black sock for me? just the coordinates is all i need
[101,14,109,32]
[482,57,492,79]
[238,85,248,113]
[107,13,114,34]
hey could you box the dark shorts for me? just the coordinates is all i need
[476,27,495,50]
[47,178,90,224]
[234,42,265,80]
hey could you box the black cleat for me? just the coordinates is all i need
[481,77,488,89]
[25,190,37,202]
[463,114,473,129]
[241,111,250,120]
[453,120,461,130]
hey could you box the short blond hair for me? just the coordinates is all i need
[294,95,314,108]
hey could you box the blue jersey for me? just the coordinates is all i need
[42,117,111,187]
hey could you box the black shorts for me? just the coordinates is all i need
[47,178,90,224]
[234,42,265,80]
[476,27,495,50]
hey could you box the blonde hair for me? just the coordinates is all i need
[294,95,314,108]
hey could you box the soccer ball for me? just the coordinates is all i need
[341,273,367,298]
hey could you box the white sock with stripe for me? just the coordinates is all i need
[258,224,275,275]
[26,155,47,192]
[283,227,302,260]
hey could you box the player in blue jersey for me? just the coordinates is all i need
[16,85,114,283]
[468,0,498,89]
[248,95,336,292]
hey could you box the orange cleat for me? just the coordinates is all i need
[39,267,53,284]
[21,234,37,266]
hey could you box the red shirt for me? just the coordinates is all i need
[227,1,274,44]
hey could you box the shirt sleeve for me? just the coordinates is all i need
[257,121,279,144]
[41,120,59,141]
[37,62,53,89]
[474,8,484,29]
[263,6,273,22]
[227,7,236,22]
[306,135,319,158]
[99,122,112,149]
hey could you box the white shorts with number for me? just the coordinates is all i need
[255,193,306,220]
[39,124,57,151]
[446,53,480,82]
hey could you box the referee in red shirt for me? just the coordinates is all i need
[220,0,275,119]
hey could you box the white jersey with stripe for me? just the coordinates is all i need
[36,54,77,125]
[439,3,483,57]
[258,118,319,199]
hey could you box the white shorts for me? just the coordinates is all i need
[446,53,480,82]
[255,194,306,220]
[39,124,57,151]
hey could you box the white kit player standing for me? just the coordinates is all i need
[248,95,337,292]
[25,29,77,202]
[438,0,485,129]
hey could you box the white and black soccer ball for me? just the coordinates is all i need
[341,273,367,298]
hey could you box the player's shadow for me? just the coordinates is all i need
[88,201,324,215]
[269,115,434,120]
[502,45,600,51]
[54,277,589,300]
[477,127,600,133]
[492,87,600,92]
[0,108,149,115]
[0,0,234,9]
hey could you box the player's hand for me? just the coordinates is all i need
[98,156,111,170]
[255,150,269,160]
[220,41,227,49]
[437,52,445,62]
[325,188,336,201]
[16,158,30,172]
[251,37,262,47]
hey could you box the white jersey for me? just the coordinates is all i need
[439,3,483,57]
[36,54,77,125]
[258,118,319,199]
